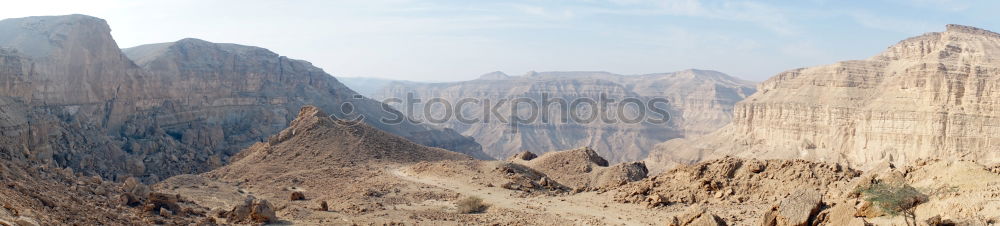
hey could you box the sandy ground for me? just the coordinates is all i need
[391,166,677,225]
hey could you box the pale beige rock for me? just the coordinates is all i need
[761,190,822,226]
[225,196,277,224]
[668,206,728,226]
[646,25,1000,172]
[511,147,648,190]
[814,203,868,226]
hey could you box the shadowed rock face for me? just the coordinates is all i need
[374,70,755,162]
[0,14,487,183]
[647,24,1000,172]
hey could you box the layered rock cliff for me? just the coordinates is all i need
[0,14,487,182]
[647,24,1000,172]
[375,70,755,162]
[123,38,489,160]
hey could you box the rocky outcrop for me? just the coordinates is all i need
[205,105,472,185]
[223,196,276,224]
[375,70,755,162]
[614,158,860,207]
[0,14,487,183]
[511,147,648,190]
[647,25,1000,171]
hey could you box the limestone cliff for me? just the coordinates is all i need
[647,24,1000,172]
[375,70,755,162]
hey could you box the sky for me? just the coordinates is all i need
[1,0,998,82]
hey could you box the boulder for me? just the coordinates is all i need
[854,201,884,218]
[143,193,180,213]
[668,205,727,226]
[290,191,305,201]
[226,196,277,224]
[510,151,537,161]
[761,190,823,226]
[814,203,868,226]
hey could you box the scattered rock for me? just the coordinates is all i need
[159,207,173,217]
[143,193,180,213]
[510,151,537,161]
[226,196,277,224]
[924,215,956,226]
[290,191,305,201]
[813,203,867,226]
[10,216,40,226]
[646,194,668,207]
[319,201,329,211]
[192,217,218,226]
[118,193,141,207]
[854,201,883,218]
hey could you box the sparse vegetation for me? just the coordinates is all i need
[456,196,489,214]
[857,181,928,226]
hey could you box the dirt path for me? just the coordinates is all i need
[390,167,665,225]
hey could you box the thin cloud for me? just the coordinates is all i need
[586,0,798,35]
[850,12,937,34]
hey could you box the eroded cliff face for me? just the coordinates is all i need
[647,25,1000,172]
[0,14,487,183]
[375,70,755,162]
[124,38,489,160]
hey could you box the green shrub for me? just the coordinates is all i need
[455,196,488,214]
[857,181,927,216]
[856,180,928,226]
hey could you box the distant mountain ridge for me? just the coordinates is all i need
[374,69,756,162]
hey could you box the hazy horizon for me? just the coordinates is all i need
[3,0,999,82]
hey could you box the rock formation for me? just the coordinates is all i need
[375,70,755,162]
[223,196,276,224]
[761,190,823,226]
[510,147,649,190]
[615,157,860,207]
[647,24,1000,172]
[204,105,472,189]
[0,14,487,182]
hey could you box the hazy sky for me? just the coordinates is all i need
[2,0,998,81]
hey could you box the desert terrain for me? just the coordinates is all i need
[0,12,998,226]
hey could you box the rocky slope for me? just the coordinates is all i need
[0,96,210,225]
[375,70,755,162]
[168,106,523,224]
[124,38,489,160]
[647,24,1000,172]
[0,14,487,182]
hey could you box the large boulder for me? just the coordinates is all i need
[668,206,727,226]
[143,193,181,213]
[761,190,823,226]
[814,203,868,226]
[225,196,277,224]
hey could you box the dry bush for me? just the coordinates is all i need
[857,181,928,226]
[455,196,488,214]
